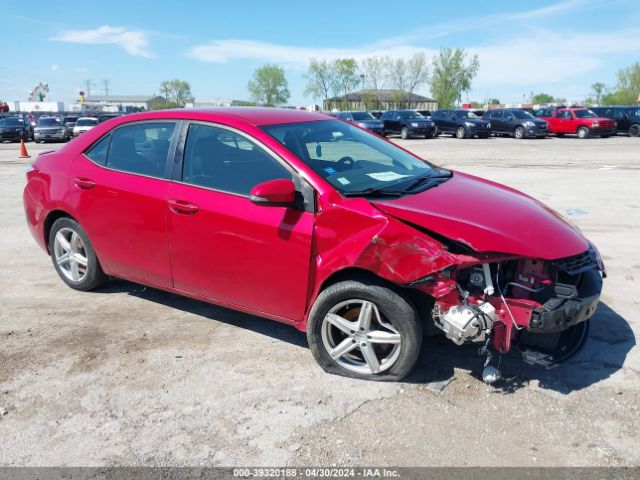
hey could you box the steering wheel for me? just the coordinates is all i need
[336,156,356,170]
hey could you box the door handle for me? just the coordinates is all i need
[73,177,96,190]
[168,199,199,215]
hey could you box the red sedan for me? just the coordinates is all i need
[23,108,605,381]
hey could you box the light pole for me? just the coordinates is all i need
[360,74,365,111]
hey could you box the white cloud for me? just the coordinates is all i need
[50,64,59,71]
[51,26,153,58]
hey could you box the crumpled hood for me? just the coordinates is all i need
[372,172,588,260]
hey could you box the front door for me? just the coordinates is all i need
[166,122,314,322]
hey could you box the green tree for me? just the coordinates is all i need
[605,62,640,105]
[159,79,194,107]
[361,56,391,109]
[304,59,335,105]
[532,93,555,104]
[332,58,360,108]
[429,48,479,108]
[591,82,606,105]
[488,98,500,105]
[248,64,290,107]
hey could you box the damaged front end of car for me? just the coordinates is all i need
[411,243,605,382]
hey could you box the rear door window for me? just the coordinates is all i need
[106,122,176,178]
[85,135,111,166]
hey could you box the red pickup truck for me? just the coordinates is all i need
[537,107,616,138]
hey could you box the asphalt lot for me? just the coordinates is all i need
[0,135,638,467]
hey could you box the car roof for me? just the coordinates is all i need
[112,107,330,127]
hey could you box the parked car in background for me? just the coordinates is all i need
[415,110,432,118]
[591,106,640,137]
[369,110,384,119]
[533,106,566,119]
[72,117,99,137]
[0,115,33,142]
[336,111,384,135]
[63,115,81,130]
[431,109,490,139]
[539,108,616,139]
[379,110,436,139]
[23,108,604,381]
[483,108,548,139]
[33,117,70,143]
[98,113,124,123]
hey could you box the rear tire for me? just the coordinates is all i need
[307,279,422,381]
[49,217,107,291]
[455,126,466,139]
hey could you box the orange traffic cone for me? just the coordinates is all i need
[19,139,30,158]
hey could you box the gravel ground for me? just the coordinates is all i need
[0,135,638,467]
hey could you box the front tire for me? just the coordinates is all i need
[629,124,640,137]
[455,126,466,139]
[400,127,410,140]
[307,279,422,381]
[577,126,589,139]
[49,217,107,291]
[514,126,525,139]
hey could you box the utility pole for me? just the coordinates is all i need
[102,80,110,96]
[84,79,95,96]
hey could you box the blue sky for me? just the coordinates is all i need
[2,0,639,106]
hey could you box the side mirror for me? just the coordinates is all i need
[250,179,296,207]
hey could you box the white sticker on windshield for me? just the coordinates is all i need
[337,177,350,185]
[366,172,411,182]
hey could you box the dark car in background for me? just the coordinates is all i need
[415,110,432,118]
[34,117,70,143]
[483,108,548,139]
[591,106,640,137]
[98,113,124,123]
[336,111,384,135]
[379,110,436,139]
[0,115,33,142]
[432,109,490,139]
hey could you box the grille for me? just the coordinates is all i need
[552,248,598,275]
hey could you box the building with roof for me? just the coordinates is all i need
[324,89,437,111]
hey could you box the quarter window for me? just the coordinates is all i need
[182,123,291,196]
[85,135,110,165]
[106,122,176,178]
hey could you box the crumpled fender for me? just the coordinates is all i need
[304,197,466,322]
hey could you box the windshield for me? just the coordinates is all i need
[511,110,535,119]
[455,110,478,118]
[37,118,62,127]
[398,111,424,119]
[0,117,22,127]
[76,118,98,126]
[574,110,597,118]
[351,112,375,121]
[262,120,448,195]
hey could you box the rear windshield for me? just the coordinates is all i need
[37,118,62,126]
[455,110,478,118]
[76,118,98,126]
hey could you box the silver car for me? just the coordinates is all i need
[72,117,99,137]
[34,117,70,143]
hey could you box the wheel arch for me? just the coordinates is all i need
[43,210,77,252]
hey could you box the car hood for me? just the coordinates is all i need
[371,171,588,260]
[462,118,488,125]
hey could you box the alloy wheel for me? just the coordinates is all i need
[321,299,402,375]
[53,227,89,282]
[629,124,640,137]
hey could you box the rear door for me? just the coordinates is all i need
[70,121,178,286]
[490,110,505,132]
[165,122,314,322]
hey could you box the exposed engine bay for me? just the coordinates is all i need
[417,247,605,383]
